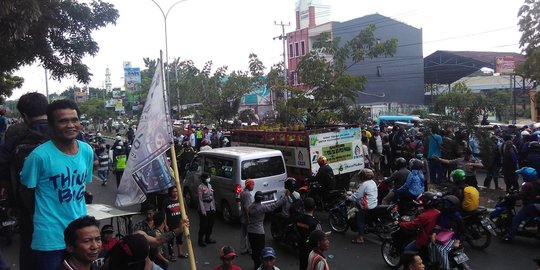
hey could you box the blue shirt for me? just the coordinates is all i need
[428,134,443,158]
[20,140,94,250]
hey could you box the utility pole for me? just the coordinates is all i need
[273,21,290,105]
[44,68,49,103]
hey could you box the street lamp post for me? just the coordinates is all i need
[150,0,187,114]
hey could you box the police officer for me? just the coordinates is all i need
[296,197,321,270]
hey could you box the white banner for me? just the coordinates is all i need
[116,60,174,207]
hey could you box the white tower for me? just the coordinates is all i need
[105,67,112,93]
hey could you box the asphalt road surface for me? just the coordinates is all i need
[1,171,539,270]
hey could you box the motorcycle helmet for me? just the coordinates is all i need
[450,169,465,183]
[317,156,328,166]
[515,167,538,182]
[395,157,407,170]
[441,195,461,212]
[284,177,296,192]
[416,192,440,208]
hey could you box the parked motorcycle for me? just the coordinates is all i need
[0,188,18,245]
[489,192,540,241]
[381,225,472,270]
[328,194,397,240]
[460,207,496,250]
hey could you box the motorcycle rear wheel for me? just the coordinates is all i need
[466,222,492,250]
[328,212,348,233]
[381,239,401,269]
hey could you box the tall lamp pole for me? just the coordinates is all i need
[150,0,187,114]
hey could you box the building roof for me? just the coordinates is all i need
[424,50,525,85]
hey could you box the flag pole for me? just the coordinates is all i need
[160,51,197,270]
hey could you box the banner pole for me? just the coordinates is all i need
[160,50,196,270]
[170,145,196,270]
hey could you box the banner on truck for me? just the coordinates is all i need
[309,128,363,175]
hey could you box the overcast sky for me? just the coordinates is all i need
[11,0,525,100]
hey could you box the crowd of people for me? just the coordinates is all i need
[0,90,538,270]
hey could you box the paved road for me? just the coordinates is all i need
[2,171,539,270]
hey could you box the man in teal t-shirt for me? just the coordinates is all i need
[20,99,95,270]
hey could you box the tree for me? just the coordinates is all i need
[517,0,540,80]
[78,98,114,126]
[276,24,398,125]
[196,61,253,125]
[0,0,119,99]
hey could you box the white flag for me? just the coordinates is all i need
[116,60,174,207]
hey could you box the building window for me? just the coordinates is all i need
[289,44,294,58]
[295,43,299,58]
[301,41,306,55]
[292,71,299,85]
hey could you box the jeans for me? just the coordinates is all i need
[508,204,540,239]
[502,169,519,191]
[33,249,65,270]
[428,158,443,184]
[356,208,368,236]
[483,164,500,189]
[98,170,108,182]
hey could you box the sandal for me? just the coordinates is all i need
[179,253,189,259]
[351,239,364,244]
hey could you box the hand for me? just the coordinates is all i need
[393,220,399,226]
[284,189,290,196]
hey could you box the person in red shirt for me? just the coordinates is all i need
[100,225,118,257]
[399,192,441,252]
[214,246,242,270]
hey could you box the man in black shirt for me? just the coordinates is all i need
[296,198,321,270]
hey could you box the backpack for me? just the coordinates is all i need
[9,128,49,210]
[461,186,479,212]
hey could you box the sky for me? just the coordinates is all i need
[11,0,525,100]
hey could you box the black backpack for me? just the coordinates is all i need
[9,128,49,210]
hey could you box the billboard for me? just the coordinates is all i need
[242,82,271,106]
[495,56,515,75]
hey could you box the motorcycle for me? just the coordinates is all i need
[461,207,496,250]
[489,192,540,241]
[328,193,397,240]
[270,210,300,249]
[0,188,18,245]
[299,178,344,211]
[381,225,472,270]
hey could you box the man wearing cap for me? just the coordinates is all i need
[214,246,241,270]
[257,247,280,270]
[307,230,330,270]
[240,179,255,254]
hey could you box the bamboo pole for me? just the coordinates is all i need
[170,144,196,270]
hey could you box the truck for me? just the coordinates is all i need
[230,126,365,189]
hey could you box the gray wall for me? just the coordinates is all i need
[333,14,424,105]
